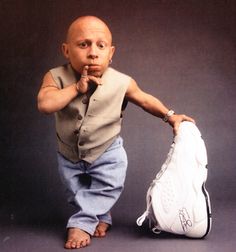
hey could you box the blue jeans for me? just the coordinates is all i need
[57,136,128,235]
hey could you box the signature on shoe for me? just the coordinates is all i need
[179,207,193,232]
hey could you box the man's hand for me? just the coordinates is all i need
[76,65,102,94]
[168,114,195,135]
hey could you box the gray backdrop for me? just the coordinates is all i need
[0,0,235,238]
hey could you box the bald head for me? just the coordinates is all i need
[66,16,113,45]
[62,15,115,77]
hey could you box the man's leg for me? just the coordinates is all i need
[57,153,92,249]
[58,136,128,248]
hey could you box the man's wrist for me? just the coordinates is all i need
[163,109,175,122]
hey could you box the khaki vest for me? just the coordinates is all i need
[50,64,131,163]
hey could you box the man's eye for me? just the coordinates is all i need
[78,42,88,48]
[98,42,107,49]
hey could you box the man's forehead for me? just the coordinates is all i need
[67,17,112,43]
[78,26,108,37]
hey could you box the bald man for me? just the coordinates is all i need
[38,16,194,249]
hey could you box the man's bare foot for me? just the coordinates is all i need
[93,222,110,237]
[65,228,91,249]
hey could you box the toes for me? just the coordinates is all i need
[94,222,110,238]
[65,228,91,249]
[71,240,78,249]
[76,240,82,248]
[65,239,86,249]
[94,229,102,237]
[65,242,70,249]
[99,231,106,237]
[94,228,106,237]
[65,240,76,249]
[80,239,88,247]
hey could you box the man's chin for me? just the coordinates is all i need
[88,71,103,78]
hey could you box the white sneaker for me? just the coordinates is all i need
[137,122,212,238]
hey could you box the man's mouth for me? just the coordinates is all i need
[87,65,101,75]
[88,64,100,70]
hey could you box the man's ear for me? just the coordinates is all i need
[62,43,69,59]
[109,46,115,61]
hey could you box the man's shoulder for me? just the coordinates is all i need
[49,64,77,87]
[105,67,132,81]
[49,63,72,74]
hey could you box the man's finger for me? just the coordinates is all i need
[88,76,102,86]
[81,65,89,78]
[183,115,195,124]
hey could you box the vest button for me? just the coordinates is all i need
[82,97,89,104]
[77,114,83,120]
[74,129,79,135]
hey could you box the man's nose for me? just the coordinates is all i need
[88,44,98,59]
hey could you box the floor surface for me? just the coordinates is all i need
[0,201,235,252]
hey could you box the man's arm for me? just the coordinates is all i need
[37,71,79,114]
[125,79,195,134]
[37,66,102,114]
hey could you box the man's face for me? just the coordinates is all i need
[62,19,115,77]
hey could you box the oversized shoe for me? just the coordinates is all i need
[137,122,212,238]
